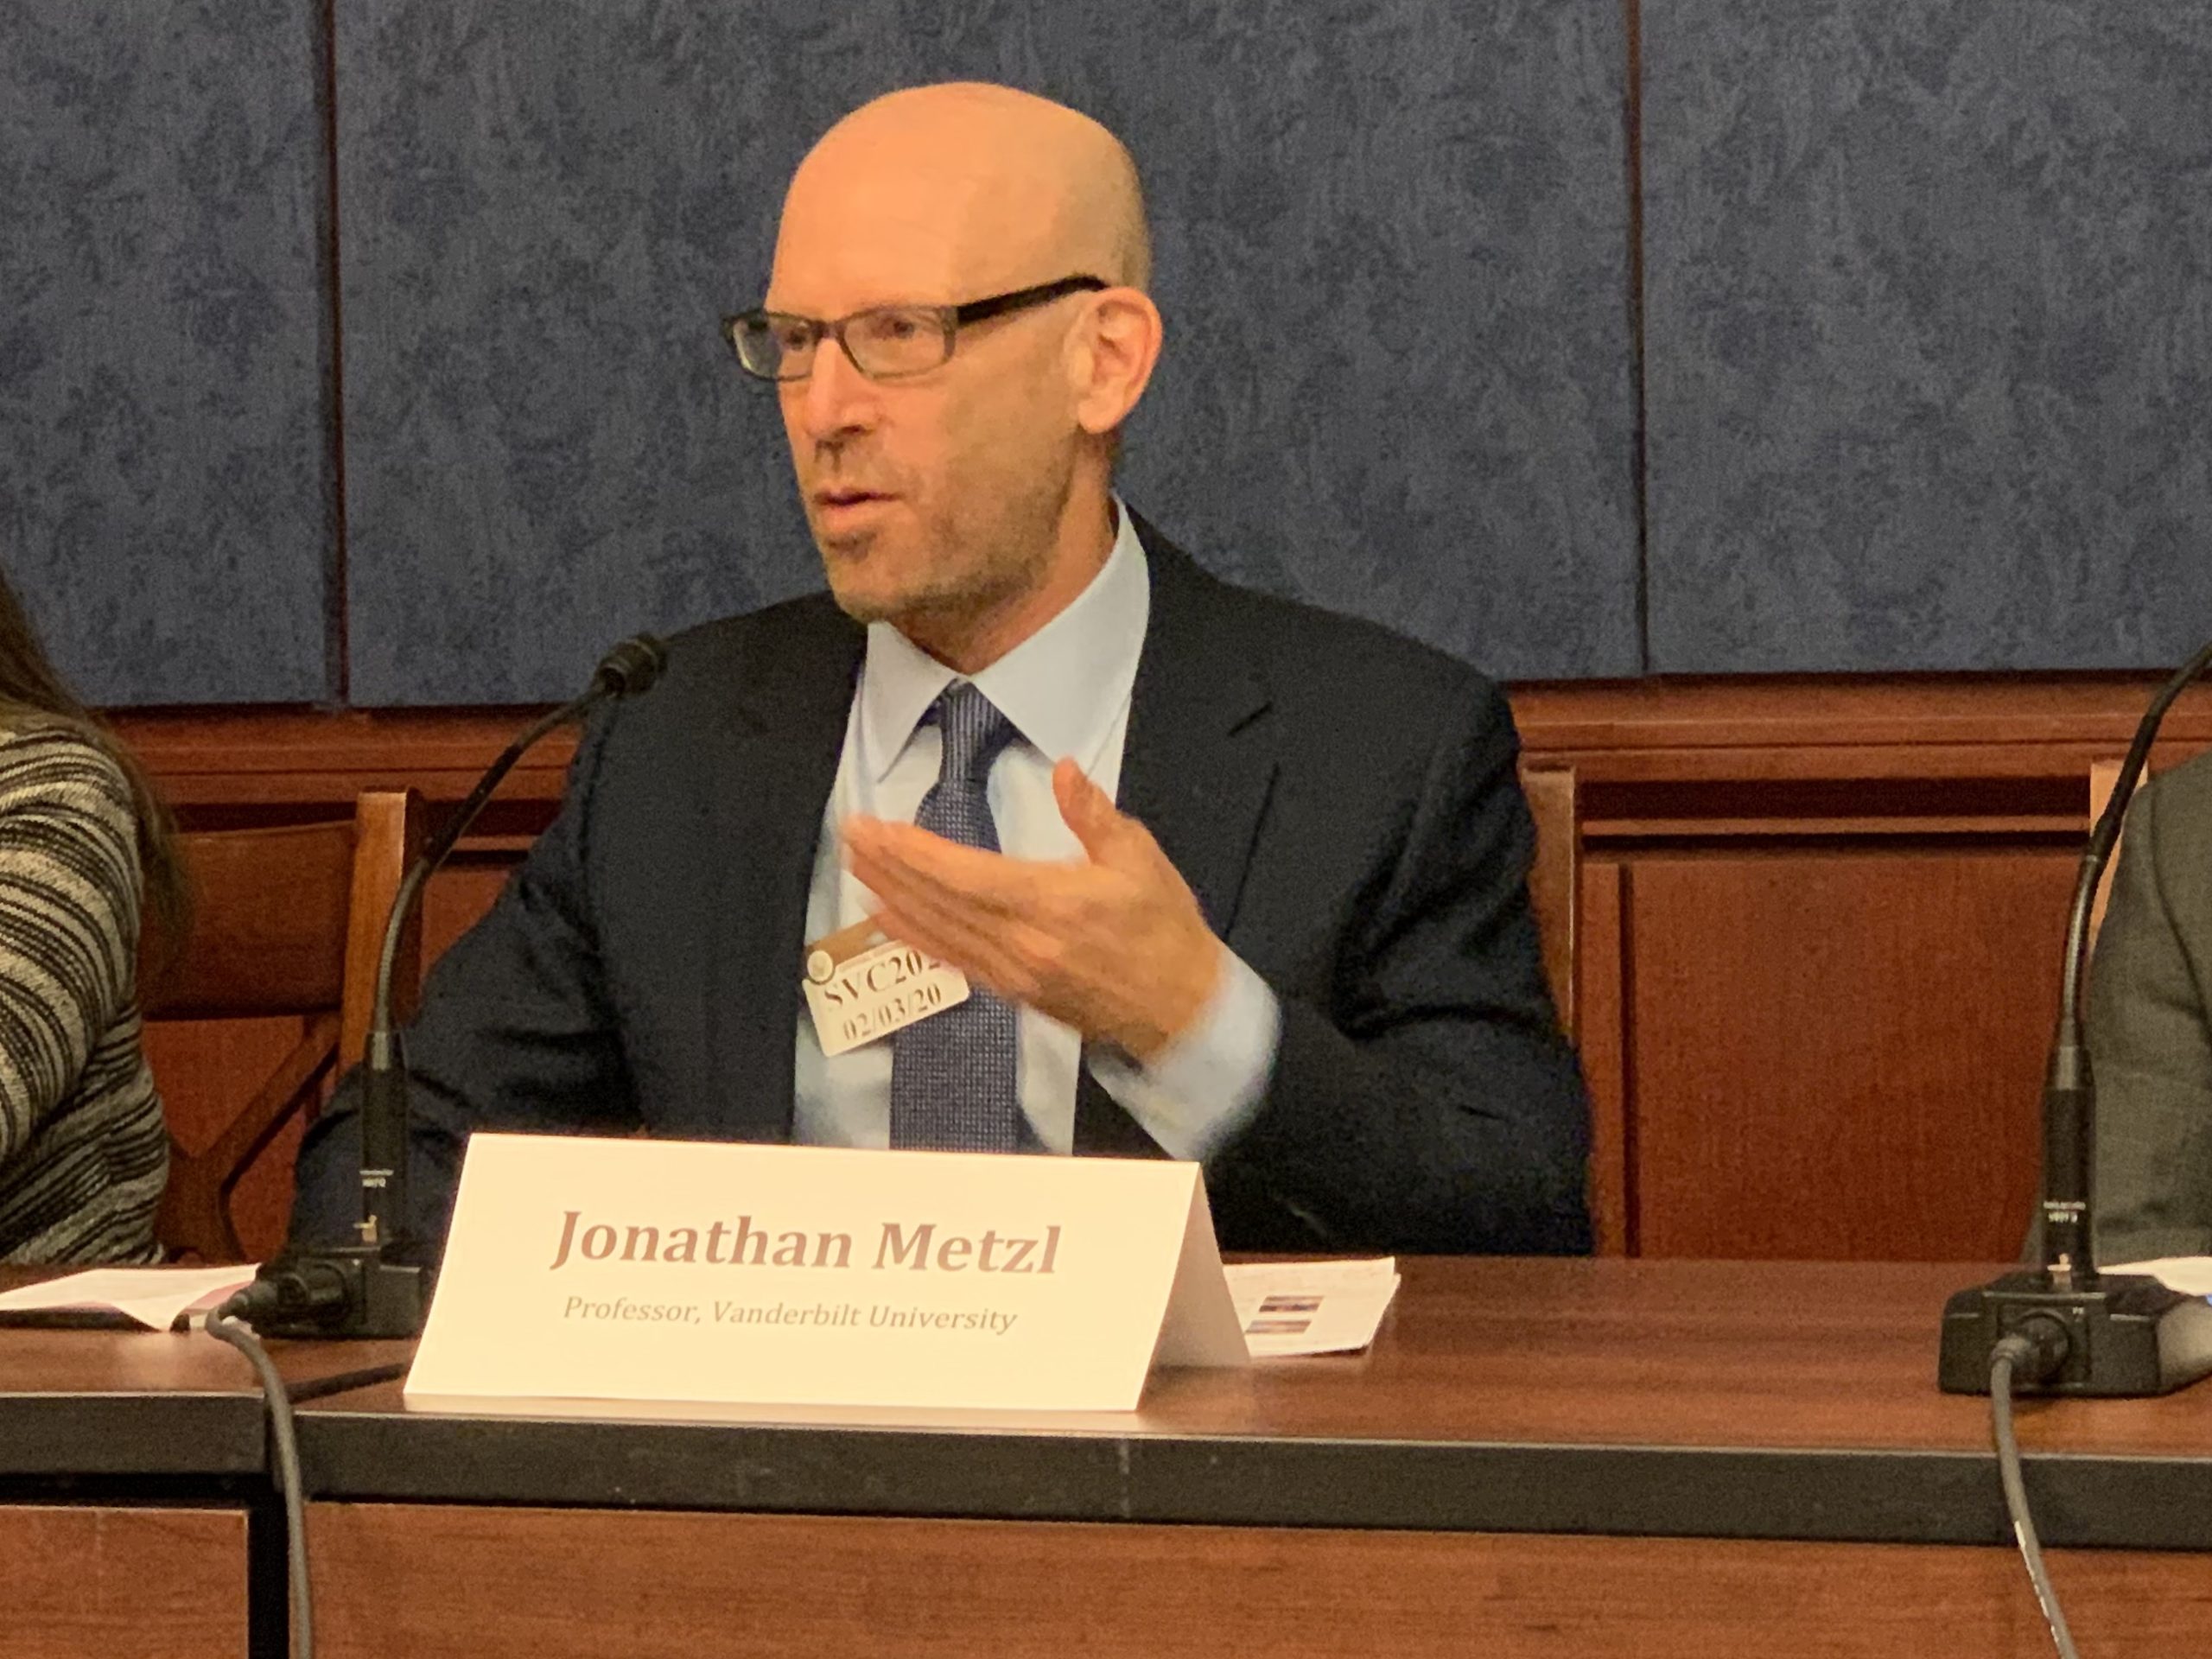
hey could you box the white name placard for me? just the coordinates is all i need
[403,1134,1247,1415]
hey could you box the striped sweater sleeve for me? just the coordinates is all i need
[0,729,141,1166]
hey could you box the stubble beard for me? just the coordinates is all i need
[817,466,1071,646]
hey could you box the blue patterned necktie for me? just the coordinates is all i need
[888,683,1022,1151]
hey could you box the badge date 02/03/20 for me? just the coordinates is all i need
[802,925,973,1058]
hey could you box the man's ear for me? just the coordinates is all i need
[1070,289,1164,435]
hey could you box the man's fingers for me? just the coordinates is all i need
[849,841,999,941]
[847,835,1077,978]
[1052,758,1134,864]
[845,817,1041,915]
[868,896,998,980]
[871,893,1063,1007]
[843,795,1207,1047]
[848,843,996,937]
[859,860,1029,979]
[1052,759,1109,847]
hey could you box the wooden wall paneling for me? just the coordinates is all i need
[111,710,578,811]
[107,681,2212,801]
[1578,858,1630,1255]
[304,1503,2212,1659]
[1509,677,2212,765]
[1517,765,1580,1039]
[4,1503,250,1659]
[1626,847,2073,1261]
[100,683,2212,1266]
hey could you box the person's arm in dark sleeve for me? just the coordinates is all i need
[289,710,639,1252]
[2091,775,2212,1262]
[1207,680,1592,1255]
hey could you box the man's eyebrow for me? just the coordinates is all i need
[762,289,969,316]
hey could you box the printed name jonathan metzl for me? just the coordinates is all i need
[548,1211,1062,1275]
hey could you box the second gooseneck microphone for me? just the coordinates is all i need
[1938,637,2212,1397]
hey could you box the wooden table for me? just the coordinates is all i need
[11,1259,2212,1656]
[0,1267,408,1659]
[282,1259,2212,1657]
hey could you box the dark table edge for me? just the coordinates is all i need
[0,1360,408,1478]
[0,1393,263,1477]
[292,1412,2212,1551]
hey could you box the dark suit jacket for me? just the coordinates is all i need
[293,520,1592,1255]
[2090,748,2212,1262]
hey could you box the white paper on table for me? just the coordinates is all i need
[0,1265,257,1332]
[2107,1258,2212,1296]
[1223,1257,1400,1357]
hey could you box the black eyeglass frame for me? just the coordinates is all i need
[723,275,1109,383]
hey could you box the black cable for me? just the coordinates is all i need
[1990,1329,2079,1659]
[207,1300,314,1659]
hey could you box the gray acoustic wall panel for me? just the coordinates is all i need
[0,1,335,705]
[339,0,1641,703]
[1643,2,2212,673]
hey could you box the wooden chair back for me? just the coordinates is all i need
[139,790,426,1262]
[1519,763,1580,1042]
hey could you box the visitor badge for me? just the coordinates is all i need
[802,916,971,1057]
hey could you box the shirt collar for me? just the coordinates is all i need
[856,500,1151,783]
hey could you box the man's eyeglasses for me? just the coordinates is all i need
[723,275,1107,383]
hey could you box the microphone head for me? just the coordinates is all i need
[590,634,669,698]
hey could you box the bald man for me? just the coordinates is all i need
[291,84,1591,1256]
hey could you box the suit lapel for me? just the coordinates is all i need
[701,603,864,1137]
[1117,519,1277,937]
[1076,519,1278,1157]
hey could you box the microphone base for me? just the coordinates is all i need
[245,1245,432,1340]
[1939,1269,2212,1395]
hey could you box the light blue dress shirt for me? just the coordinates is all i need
[791,506,1281,1159]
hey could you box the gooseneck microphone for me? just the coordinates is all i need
[233,635,668,1339]
[1939,637,2212,1397]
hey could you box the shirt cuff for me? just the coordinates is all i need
[1090,947,1281,1161]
